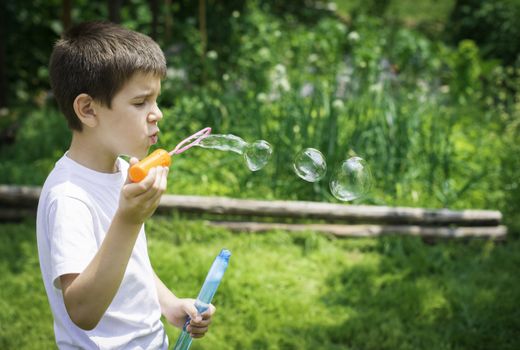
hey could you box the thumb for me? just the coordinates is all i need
[183,301,202,322]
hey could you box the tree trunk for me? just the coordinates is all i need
[108,0,124,24]
[0,3,7,108]
[199,0,207,82]
[62,0,72,31]
[164,0,173,43]
[149,0,159,40]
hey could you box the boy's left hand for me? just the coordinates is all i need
[164,298,216,339]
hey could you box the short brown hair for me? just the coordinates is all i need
[49,21,166,131]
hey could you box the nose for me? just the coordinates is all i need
[147,102,163,123]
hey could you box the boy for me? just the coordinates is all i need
[36,21,214,349]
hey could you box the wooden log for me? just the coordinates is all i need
[208,221,508,240]
[158,195,502,226]
[0,207,35,220]
[0,185,41,207]
[0,183,507,239]
[0,185,503,226]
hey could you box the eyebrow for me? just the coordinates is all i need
[132,92,152,99]
[132,91,161,99]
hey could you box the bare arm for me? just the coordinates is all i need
[60,164,168,330]
[154,270,180,318]
[153,271,216,338]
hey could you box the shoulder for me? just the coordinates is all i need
[39,182,94,223]
[37,179,94,237]
[40,157,93,206]
[47,182,91,204]
[39,157,89,204]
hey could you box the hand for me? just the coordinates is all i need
[117,157,168,225]
[164,297,216,339]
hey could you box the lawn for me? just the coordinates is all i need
[1,216,519,349]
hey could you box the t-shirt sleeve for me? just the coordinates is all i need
[47,195,98,290]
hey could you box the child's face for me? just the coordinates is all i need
[94,72,163,159]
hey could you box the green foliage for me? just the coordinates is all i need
[2,2,519,220]
[448,0,520,65]
[1,219,519,349]
[155,7,514,214]
[2,0,61,106]
[0,107,69,185]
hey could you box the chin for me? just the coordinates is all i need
[136,150,149,159]
[124,148,149,160]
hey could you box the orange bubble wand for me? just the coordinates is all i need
[129,127,212,182]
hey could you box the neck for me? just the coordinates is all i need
[68,131,119,173]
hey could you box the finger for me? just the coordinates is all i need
[200,304,216,319]
[182,301,202,323]
[190,332,206,339]
[144,166,166,202]
[160,166,169,191]
[144,166,168,205]
[123,168,157,197]
[153,166,169,200]
[132,166,164,201]
[187,325,209,336]
[189,317,212,328]
[187,322,210,331]
[152,166,164,191]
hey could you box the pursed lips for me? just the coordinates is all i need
[149,130,160,145]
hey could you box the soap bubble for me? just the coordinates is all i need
[198,134,272,171]
[329,156,372,201]
[292,148,327,182]
[198,134,247,154]
[244,140,273,171]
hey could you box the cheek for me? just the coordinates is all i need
[121,112,147,134]
[103,107,147,140]
[124,125,146,144]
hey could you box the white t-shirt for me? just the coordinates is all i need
[36,153,168,350]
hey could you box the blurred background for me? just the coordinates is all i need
[0,1,519,349]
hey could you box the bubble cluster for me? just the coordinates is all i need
[197,134,272,171]
[292,148,327,182]
[197,133,373,200]
[329,156,373,201]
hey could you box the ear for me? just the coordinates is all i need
[73,93,98,128]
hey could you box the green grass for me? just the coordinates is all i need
[1,217,519,349]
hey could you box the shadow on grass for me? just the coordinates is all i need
[319,236,520,350]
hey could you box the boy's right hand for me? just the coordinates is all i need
[117,157,169,225]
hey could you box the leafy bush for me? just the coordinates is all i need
[0,107,69,185]
[2,2,518,220]
[156,7,513,214]
[448,0,520,65]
